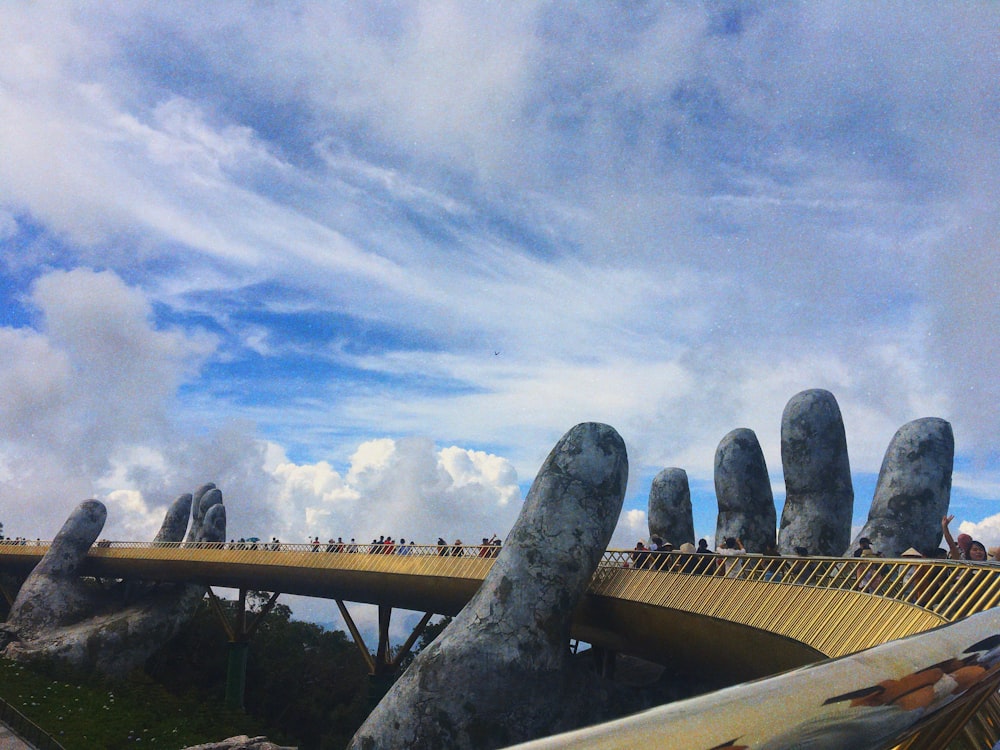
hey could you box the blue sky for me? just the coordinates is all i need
[1,2,998,621]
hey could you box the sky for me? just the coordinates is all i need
[1,2,998,630]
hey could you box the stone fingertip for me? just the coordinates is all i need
[200,503,226,543]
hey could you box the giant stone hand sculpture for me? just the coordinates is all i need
[349,423,629,750]
[0,483,225,677]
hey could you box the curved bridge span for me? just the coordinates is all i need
[0,543,991,673]
[2,542,1000,749]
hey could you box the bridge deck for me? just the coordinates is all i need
[1,542,995,683]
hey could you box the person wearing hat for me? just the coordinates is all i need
[631,540,649,569]
[648,536,671,570]
[853,537,874,557]
[898,546,934,603]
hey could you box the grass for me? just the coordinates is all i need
[0,659,280,749]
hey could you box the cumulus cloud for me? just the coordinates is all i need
[269,437,521,546]
[0,268,218,533]
[613,509,648,549]
[959,516,1000,554]
[0,267,527,549]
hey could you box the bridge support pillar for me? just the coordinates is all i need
[207,587,281,711]
[225,641,249,710]
[0,575,18,619]
[337,600,435,676]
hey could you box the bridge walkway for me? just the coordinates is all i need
[0,542,996,679]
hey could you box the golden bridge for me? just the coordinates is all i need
[2,541,1000,749]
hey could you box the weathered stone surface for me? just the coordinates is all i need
[0,485,225,677]
[3,500,107,640]
[850,418,954,557]
[777,390,854,556]
[182,736,295,750]
[348,423,628,750]
[648,468,694,547]
[714,429,776,553]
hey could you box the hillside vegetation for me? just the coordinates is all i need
[0,594,378,749]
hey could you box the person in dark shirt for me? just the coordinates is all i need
[853,537,873,557]
[631,541,649,569]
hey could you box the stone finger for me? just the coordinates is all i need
[154,494,192,544]
[851,418,953,557]
[349,422,628,749]
[190,483,217,526]
[5,500,106,638]
[33,500,107,578]
[186,485,221,543]
[714,428,775,553]
[196,502,226,543]
[648,468,694,548]
[778,389,853,556]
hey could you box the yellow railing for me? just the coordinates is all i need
[597,550,1000,623]
[4,541,1000,626]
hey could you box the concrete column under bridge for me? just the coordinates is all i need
[206,588,282,710]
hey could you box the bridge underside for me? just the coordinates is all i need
[572,595,825,684]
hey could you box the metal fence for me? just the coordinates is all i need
[0,697,66,750]
[5,540,1000,624]
[597,549,1000,622]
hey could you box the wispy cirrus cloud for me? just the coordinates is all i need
[0,3,997,580]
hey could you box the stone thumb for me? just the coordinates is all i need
[34,500,107,578]
[348,422,628,750]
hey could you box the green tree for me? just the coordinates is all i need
[146,595,370,749]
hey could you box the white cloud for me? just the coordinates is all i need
[0,268,218,536]
[270,437,522,545]
[612,508,648,549]
[0,5,997,629]
[0,269,527,555]
[959,516,1000,553]
[953,472,1000,500]
[104,489,163,541]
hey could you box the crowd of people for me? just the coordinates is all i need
[6,514,995,571]
[621,514,1000,600]
[224,535,503,557]
[627,514,999,570]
